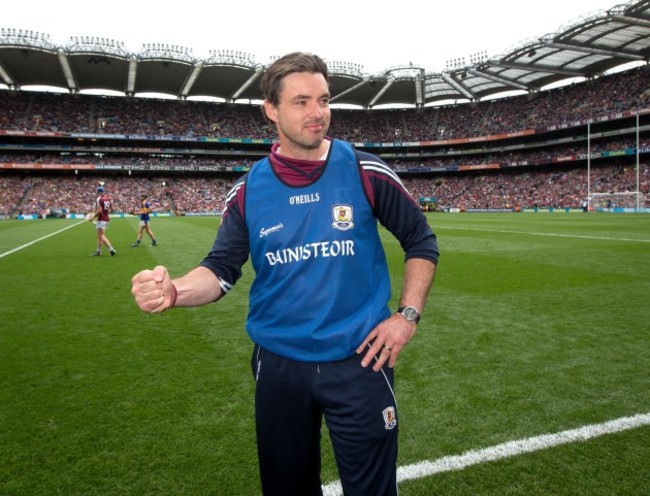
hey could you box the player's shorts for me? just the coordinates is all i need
[96,220,109,230]
[252,344,398,495]
[139,219,150,227]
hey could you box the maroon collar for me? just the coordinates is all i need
[269,142,326,187]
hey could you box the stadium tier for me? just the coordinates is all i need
[0,65,648,216]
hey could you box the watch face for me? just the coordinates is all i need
[401,306,420,321]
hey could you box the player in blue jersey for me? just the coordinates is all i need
[131,194,158,247]
[131,52,439,496]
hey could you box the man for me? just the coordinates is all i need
[131,52,438,496]
[89,185,116,256]
[131,194,158,247]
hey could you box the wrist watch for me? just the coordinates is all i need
[397,305,421,323]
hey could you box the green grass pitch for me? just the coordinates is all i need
[1,213,649,495]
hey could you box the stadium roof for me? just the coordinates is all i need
[0,0,648,108]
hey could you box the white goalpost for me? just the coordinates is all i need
[586,115,646,213]
[589,192,643,211]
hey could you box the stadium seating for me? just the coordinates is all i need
[0,65,648,216]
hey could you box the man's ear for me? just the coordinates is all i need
[262,100,277,124]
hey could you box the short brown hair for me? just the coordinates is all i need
[260,52,329,121]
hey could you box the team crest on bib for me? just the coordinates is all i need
[332,204,354,231]
[383,406,397,430]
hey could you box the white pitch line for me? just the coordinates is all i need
[0,221,85,259]
[437,226,650,243]
[322,412,650,496]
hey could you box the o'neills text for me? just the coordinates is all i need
[289,193,320,205]
[265,240,355,266]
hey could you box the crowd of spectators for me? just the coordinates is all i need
[0,152,258,170]
[404,163,648,211]
[2,160,647,217]
[6,175,173,217]
[390,137,649,171]
[0,65,648,216]
[0,174,230,217]
[0,66,647,141]
[1,137,646,174]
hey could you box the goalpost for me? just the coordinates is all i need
[589,192,644,212]
[586,115,646,213]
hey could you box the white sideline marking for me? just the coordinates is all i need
[0,221,85,259]
[439,226,650,243]
[322,412,650,495]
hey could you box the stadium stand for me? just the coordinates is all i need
[0,65,648,217]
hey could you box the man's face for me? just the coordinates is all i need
[264,71,331,159]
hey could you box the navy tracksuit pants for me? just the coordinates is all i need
[251,344,399,496]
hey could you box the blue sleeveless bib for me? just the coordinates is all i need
[245,140,391,361]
